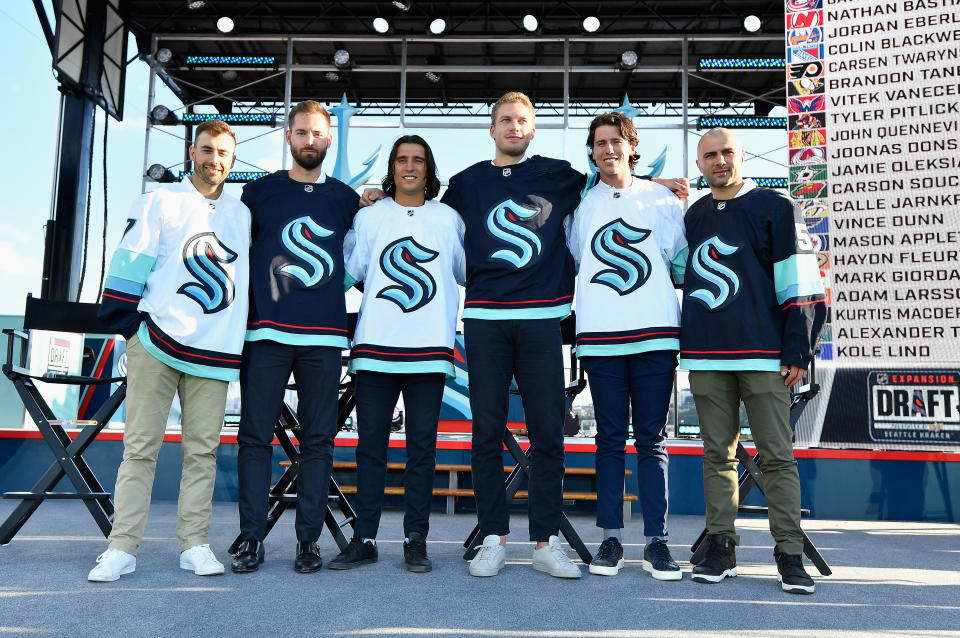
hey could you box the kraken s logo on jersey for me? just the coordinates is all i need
[589,219,652,296]
[276,216,335,288]
[485,199,542,269]
[689,236,741,310]
[177,232,237,313]
[376,237,439,312]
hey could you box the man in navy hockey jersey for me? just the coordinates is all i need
[90,120,250,582]
[231,101,359,574]
[680,128,826,594]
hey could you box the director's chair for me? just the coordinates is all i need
[688,354,833,576]
[228,315,360,556]
[1,296,126,545]
[462,314,593,564]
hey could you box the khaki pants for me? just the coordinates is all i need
[107,335,228,554]
[689,370,804,555]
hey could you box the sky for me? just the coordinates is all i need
[0,2,788,316]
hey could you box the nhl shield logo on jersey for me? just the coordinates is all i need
[689,236,741,310]
[276,215,336,288]
[177,232,237,314]
[376,237,439,313]
[589,219,652,296]
[484,199,543,269]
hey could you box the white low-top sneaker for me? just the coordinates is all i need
[88,548,136,582]
[469,535,506,577]
[180,544,225,576]
[532,535,582,579]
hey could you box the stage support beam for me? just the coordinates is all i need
[42,0,108,302]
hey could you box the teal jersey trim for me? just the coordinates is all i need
[679,357,781,372]
[461,303,572,321]
[576,338,679,358]
[671,247,689,285]
[137,324,238,382]
[103,275,145,296]
[108,249,156,283]
[246,327,349,349]
[343,272,359,292]
[349,357,455,379]
[773,253,824,304]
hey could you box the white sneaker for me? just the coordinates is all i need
[532,535,582,579]
[180,544,225,576]
[88,548,136,582]
[469,535,506,577]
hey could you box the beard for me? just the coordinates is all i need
[196,163,227,187]
[292,145,326,170]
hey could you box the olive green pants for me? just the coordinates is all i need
[689,370,804,555]
[107,335,228,555]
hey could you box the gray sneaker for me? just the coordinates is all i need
[469,535,506,577]
[532,535,582,579]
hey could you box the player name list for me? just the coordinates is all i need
[824,0,960,363]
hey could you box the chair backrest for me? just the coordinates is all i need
[22,296,121,335]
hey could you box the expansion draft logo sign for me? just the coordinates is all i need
[787,0,822,11]
[789,27,823,47]
[789,129,826,148]
[790,112,823,129]
[790,147,827,166]
[787,44,824,64]
[868,371,960,443]
[788,61,823,80]
[788,95,825,114]
[788,78,824,98]
[786,10,823,29]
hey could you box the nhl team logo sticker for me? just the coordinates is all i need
[786,10,822,30]
[868,371,960,443]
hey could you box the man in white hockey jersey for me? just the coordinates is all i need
[568,111,687,580]
[90,119,250,582]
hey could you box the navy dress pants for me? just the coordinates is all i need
[352,371,446,539]
[581,350,677,537]
[463,318,566,542]
[237,340,341,542]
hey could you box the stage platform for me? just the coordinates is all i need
[1,428,958,523]
[0,500,958,637]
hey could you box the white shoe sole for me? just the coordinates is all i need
[642,559,683,581]
[780,577,815,594]
[588,558,624,576]
[691,567,736,583]
[532,562,582,579]
[180,561,225,576]
[88,563,135,582]
[468,563,504,577]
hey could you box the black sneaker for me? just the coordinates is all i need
[643,538,682,581]
[328,537,378,570]
[775,549,815,594]
[588,537,624,576]
[403,532,432,573]
[691,534,737,584]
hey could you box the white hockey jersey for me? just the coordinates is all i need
[99,179,251,381]
[567,178,687,357]
[343,197,465,377]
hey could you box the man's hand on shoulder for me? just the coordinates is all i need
[360,188,386,208]
[652,177,690,201]
[780,364,807,387]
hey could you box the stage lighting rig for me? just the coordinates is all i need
[154,48,173,65]
[698,58,785,70]
[392,1,411,10]
[522,15,538,32]
[429,19,446,35]
[583,16,600,32]
[186,0,206,9]
[373,18,390,33]
[333,49,351,69]
[698,116,787,129]
[744,15,762,32]
[216,16,234,33]
[424,71,441,83]
[147,164,176,182]
[619,50,638,70]
[150,105,179,125]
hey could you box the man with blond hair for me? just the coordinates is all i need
[91,119,250,581]
[232,100,359,574]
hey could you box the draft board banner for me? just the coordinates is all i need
[785,0,960,449]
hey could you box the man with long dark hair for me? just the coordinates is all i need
[329,135,464,572]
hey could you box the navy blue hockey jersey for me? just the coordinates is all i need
[679,181,826,371]
[242,171,359,348]
[441,156,585,320]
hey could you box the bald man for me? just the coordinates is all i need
[679,128,826,594]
